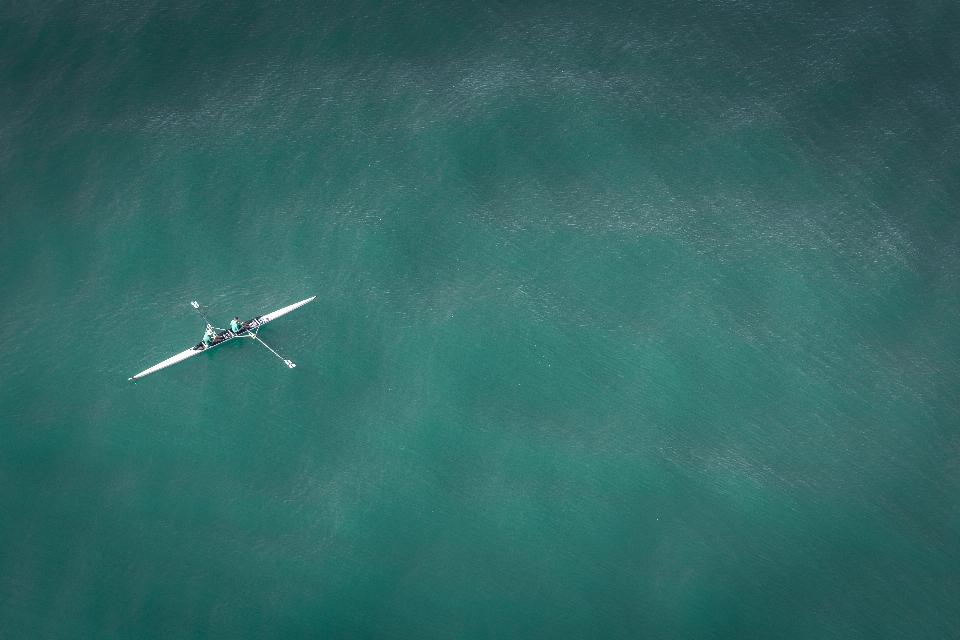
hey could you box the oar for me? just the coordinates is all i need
[191,301,223,331]
[249,334,297,369]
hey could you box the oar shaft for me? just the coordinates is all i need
[250,334,296,369]
[191,301,225,331]
[191,301,213,327]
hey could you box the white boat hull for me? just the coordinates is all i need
[255,296,316,326]
[129,347,203,380]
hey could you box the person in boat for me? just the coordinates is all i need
[203,326,215,346]
[230,317,241,333]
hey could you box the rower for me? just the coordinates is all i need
[203,326,215,346]
[230,317,241,333]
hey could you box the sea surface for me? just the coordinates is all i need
[2,1,959,637]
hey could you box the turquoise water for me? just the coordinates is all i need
[2,1,959,637]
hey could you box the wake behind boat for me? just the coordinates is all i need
[129,296,315,380]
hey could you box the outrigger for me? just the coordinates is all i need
[129,296,315,380]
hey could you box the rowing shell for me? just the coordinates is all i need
[129,296,315,380]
